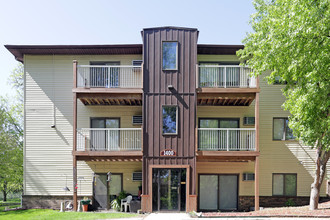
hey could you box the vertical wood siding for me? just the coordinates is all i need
[142,28,198,195]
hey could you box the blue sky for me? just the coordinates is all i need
[0,0,255,97]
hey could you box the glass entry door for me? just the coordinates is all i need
[152,168,186,211]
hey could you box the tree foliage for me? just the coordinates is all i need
[0,63,24,201]
[238,0,329,210]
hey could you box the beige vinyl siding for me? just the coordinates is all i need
[258,74,328,196]
[197,162,255,196]
[198,55,240,63]
[196,55,329,197]
[24,54,142,196]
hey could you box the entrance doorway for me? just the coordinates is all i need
[152,168,186,211]
[199,174,238,211]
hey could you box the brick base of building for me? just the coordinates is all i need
[239,196,329,211]
[23,195,329,211]
[22,195,92,209]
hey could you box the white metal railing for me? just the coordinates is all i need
[197,65,256,88]
[198,128,255,151]
[77,65,142,88]
[77,128,142,151]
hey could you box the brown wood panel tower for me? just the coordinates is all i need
[141,27,198,212]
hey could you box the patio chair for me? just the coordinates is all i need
[121,195,132,212]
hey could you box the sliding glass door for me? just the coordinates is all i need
[199,118,239,151]
[199,174,238,211]
[91,118,120,151]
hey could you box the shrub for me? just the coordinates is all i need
[285,198,296,207]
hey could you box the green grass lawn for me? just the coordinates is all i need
[0,209,140,220]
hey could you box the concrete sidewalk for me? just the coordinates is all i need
[111,215,330,220]
[143,213,191,220]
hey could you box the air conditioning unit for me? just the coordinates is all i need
[132,115,142,125]
[243,117,255,125]
[243,173,255,181]
[132,172,142,181]
[132,60,143,66]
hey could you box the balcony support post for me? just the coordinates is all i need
[255,156,259,211]
[255,91,260,210]
[73,68,78,211]
[73,60,78,89]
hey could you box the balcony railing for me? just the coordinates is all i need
[77,65,142,88]
[197,65,256,88]
[198,128,255,151]
[77,128,142,151]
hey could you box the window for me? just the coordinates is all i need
[162,106,178,135]
[273,118,295,140]
[162,42,178,70]
[273,174,297,196]
[274,76,287,85]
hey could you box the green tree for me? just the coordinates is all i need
[238,0,329,210]
[0,63,24,201]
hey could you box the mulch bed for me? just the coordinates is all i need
[201,200,330,218]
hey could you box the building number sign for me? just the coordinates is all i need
[160,149,176,156]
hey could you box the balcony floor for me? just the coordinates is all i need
[74,150,143,161]
[197,93,256,106]
[76,92,142,106]
[196,150,259,162]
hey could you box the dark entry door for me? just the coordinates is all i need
[152,168,186,211]
[93,174,108,210]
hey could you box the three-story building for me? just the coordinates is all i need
[6,26,328,212]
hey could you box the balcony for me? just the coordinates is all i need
[73,64,143,106]
[197,65,256,89]
[77,65,142,88]
[198,128,255,151]
[196,65,259,106]
[75,128,142,158]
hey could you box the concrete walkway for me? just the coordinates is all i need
[143,213,191,220]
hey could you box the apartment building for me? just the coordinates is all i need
[5,26,328,212]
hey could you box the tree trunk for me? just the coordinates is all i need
[309,146,330,210]
[3,181,7,202]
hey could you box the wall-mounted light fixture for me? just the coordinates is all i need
[168,85,174,90]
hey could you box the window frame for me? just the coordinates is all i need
[162,105,178,135]
[162,41,178,71]
[272,173,297,196]
[273,117,295,141]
